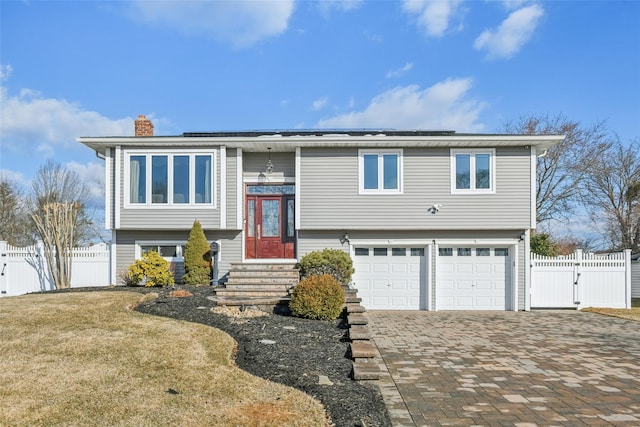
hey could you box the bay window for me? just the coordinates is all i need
[126,151,215,207]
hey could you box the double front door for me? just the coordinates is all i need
[245,186,295,259]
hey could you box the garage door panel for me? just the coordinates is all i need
[475,280,492,290]
[437,246,511,311]
[476,264,492,274]
[456,263,474,273]
[353,247,426,310]
[373,280,389,289]
[391,264,408,274]
[373,264,389,273]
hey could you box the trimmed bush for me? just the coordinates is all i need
[127,251,175,287]
[182,220,212,285]
[298,248,354,285]
[290,274,345,320]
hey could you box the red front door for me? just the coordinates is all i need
[246,194,294,259]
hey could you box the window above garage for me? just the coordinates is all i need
[450,148,495,194]
[358,149,403,194]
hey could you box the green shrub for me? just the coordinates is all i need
[127,251,175,287]
[298,248,354,285]
[530,232,558,256]
[289,274,345,320]
[182,220,212,285]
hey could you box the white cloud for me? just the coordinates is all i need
[317,0,363,15]
[403,0,463,38]
[66,161,105,206]
[0,85,133,151]
[386,62,413,79]
[316,78,486,132]
[0,169,27,189]
[128,0,294,48]
[312,96,329,111]
[474,4,544,59]
[0,64,13,81]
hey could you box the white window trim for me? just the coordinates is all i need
[358,149,403,194]
[450,148,496,194]
[135,239,223,263]
[135,241,186,262]
[124,149,217,209]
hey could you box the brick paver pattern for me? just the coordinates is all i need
[367,311,640,427]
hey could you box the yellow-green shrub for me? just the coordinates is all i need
[127,251,175,287]
[289,274,345,320]
[298,248,354,285]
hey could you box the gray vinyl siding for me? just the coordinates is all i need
[243,152,295,182]
[299,146,532,230]
[117,146,221,230]
[114,229,242,284]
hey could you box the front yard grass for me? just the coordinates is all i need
[0,291,328,426]
[582,304,640,321]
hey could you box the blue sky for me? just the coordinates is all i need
[1,0,639,231]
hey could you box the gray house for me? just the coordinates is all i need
[78,115,563,311]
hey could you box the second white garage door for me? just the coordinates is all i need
[437,247,512,310]
[352,247,427,310]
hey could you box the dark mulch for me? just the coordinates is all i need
[126,285,392,427]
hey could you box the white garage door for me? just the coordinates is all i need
[352,247,426,310]
[437,247,511,310]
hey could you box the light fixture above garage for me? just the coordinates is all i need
[340,232,350,245]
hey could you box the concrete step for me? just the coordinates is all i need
[346,303,365,314]
[230,262,298,271]
[352,360,381,381]
[347,312,368,326]
[214,289,291,298]
[224,282,295,290]
[229,270,300,279]
[350,341,377,359]
[348,325,371,340]
[345,295,362,304]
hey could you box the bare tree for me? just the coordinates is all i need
[502,114,612,224]
[31,202,78,289]
[0,177,33,246]
[29,160,95,245]
[28,161,95,289]
[582,139,640,252]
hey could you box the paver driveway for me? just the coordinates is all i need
[367,311,640,427]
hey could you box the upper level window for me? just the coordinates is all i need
[126,151,215,207]
[359,149,402,194]
[451,149,495,194]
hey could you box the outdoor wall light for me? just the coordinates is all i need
[265,147,274,175]
[428,204,442,214]
[340,232,350,245]
[519,232,527,241]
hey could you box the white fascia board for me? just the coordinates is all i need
[104,147,111,230]
[220,145,226,229]
[77,134,565,154]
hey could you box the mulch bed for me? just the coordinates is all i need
[130,285,392,427]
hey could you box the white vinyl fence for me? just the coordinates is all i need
[530,249,632,309]
[0,241,111,297]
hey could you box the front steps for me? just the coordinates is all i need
[211,262,299,312]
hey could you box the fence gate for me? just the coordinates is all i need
[530,249,631,309]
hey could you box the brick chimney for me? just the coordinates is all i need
[134,115,154,137]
